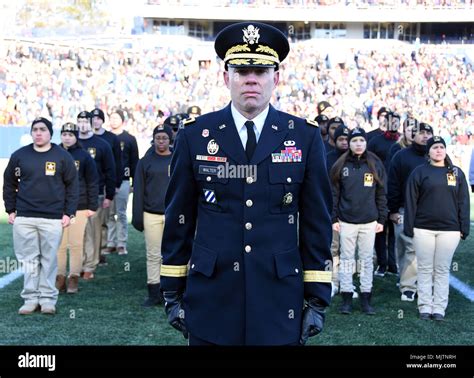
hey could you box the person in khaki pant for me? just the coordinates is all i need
[3,118,78,315]
[132,125,173,306]
[56,123,99,294]
[330,128,387,315]
[387,122,433,302]
[404,136,470,321]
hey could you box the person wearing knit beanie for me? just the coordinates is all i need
[31,117,53,137]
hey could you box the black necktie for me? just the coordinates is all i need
[245,120,257,161]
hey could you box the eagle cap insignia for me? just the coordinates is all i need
[243,25,260,45]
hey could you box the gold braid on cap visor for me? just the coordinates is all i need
[224,45,280,65]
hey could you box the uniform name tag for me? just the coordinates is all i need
[364,173,374,187]
[199,165,219,175]
[447,173,456,186]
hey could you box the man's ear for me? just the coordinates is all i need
[273,70,280,87]
[223,70,231,88]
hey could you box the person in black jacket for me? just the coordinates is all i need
[106,109,139,255]
[91,108,123,256]
[330,127,387,315]
[386,117,418,173]
[387,122,433,302]
[368,112,400,277]
[404,136,470,321]
[3,117,78,315]
[366,106,390,142]
[56,123,99,294]
[132,125,173,307]
[326,124,349,173]
[326,124,349,298]
[324,117,344,153]
[77,111,116,279]
[315,114,329,144]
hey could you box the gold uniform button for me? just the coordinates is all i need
[287,177,292,183]
[245,245,252,253]
[246,176,254,184]
[245,222,252,230]
[246,199,253,207]
[206,176,212,182]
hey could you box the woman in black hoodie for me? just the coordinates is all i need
[56,123,99,294]
[330,127,388,315]
[404,136,470,321]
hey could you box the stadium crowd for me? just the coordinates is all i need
[148,0,474,8]
[1,41,473,146]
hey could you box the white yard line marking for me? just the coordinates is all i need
[450,275,474,302]
[0,270,23,289]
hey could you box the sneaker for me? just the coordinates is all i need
[117,247,128,255]
[374,266,386,277]
[401,290,415,302]
[98,255,108,266]
[18,303,39,315]
[419,312,431,320]
[41,304,56,315]
[432,313,445,321]
[55,274,66,292]
[331,282,339,298]
[102,247,116,255]
[82,272,94,280]
[67,275,79,294]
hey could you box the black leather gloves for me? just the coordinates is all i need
[163,291,188,339]
[299,297,326,346]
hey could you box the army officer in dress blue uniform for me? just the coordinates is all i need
[160,22,333,346]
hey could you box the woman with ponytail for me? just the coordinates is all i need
[330,127,388,315]
[404,136,470,321]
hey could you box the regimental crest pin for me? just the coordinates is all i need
[243,24,260,45]
[202,129,209,138]
[207,139,219,155]
[282,192,293,206]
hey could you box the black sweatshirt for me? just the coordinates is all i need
[368,132,399,163]
[366,128,383,142]
[323,140,336,154]
[331,152,388,224]
[132,151,172,232]
[404,163,470,239]
[96,130,123,189]
[326,148,345,173]
[387,142,402,170]
[387,142,427,213]
[3,144,78,219]
[61,143,99,211]
[79,134,116,200]
[116,131,139,182]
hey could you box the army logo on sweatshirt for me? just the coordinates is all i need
[447,173,456,186]
[364,173,374,187]
[45,162,56,176]
[88,148,96,159]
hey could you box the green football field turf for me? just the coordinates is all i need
[0,192,473,346]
